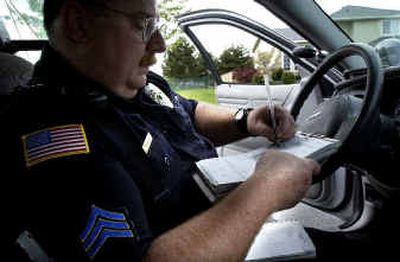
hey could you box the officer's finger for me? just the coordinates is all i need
[275,109,296,139]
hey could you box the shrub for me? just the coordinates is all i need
[232,67,257,83]
[271,68,284,81]
[251,72,264,84]
[281,71,297,84]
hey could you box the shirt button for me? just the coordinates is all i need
[164,155,171,167]
[163,155,171,176]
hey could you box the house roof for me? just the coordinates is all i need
[275,28,305,43]
[331,5,400,21]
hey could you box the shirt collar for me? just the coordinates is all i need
[31,44,113,99]
[31,45,161,109]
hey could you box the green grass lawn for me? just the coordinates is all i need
[175,87,216,104]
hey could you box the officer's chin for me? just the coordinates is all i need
[130,74,147,90]
[140,74,148,88]
[120,86,140,100]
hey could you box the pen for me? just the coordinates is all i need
[264,74,279,143]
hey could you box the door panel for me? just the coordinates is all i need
[216,83,299,109]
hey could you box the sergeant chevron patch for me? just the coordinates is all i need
[22,124,90,168]
[80,205,136,259]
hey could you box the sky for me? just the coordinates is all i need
[315,0,400,14]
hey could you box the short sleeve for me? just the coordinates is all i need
[174,92,198,120]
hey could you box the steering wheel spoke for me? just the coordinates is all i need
[292,43,384,181]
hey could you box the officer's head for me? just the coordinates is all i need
[43,0,166,98]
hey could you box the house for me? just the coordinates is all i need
[331,5,400,44]
[273,6,400,72]
[274,28,306,72]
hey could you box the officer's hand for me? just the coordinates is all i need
[247,105,295,142]
[252,150,320,211]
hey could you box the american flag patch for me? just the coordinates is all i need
[22,124,90,168]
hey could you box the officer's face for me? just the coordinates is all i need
[84,0,166,99]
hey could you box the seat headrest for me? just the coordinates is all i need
[0,52,34,95]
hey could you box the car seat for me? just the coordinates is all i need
[0,40,34,114]
[0,23,34,95]
[0,51,33,95]
[0,33,38,262]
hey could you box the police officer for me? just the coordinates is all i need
[4,0,320,261]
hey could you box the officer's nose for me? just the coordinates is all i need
[146,30,166,53]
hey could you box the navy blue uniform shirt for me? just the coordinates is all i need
[3,46,217,261]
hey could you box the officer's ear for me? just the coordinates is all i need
[59,0,94,44]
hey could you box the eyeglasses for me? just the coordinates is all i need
[85,1,164,42]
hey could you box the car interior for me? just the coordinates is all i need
[173,0,400,259]
[2,0,400,260]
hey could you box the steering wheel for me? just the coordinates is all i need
[290,43,384,182]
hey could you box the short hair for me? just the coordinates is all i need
[43,0,64,34]
[43,0,103,34]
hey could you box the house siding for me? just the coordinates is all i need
[337,21,354,37]
[353,19,381,43]
[338,19,382,43]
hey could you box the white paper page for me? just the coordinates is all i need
[196,132,339,187]
[196,148,266,185]
[245,221,316,261]
[275,133,335,158]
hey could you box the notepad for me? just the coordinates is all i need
[245,220,316,261]
[194,132,340,201]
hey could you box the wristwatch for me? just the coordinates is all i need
[234,107,253,134]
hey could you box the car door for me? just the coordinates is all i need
[177,9,365,231]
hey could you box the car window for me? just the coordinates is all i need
[316,0,400,68]
[0,0,45,64]
[190,24,301,86]
[0,0,45,40]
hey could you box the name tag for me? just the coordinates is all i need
[142,133,153,154]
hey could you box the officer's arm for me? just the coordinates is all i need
[194,102,296,145]
[194,102,248,145]
[146,174,269,261]
[144,151,319,261]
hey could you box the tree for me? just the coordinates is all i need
[162,37,205,79]
[158,0,189,42]
[217,45,254,75]
[232,67,257,83]
[254,48,281,74]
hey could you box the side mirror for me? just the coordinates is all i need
[293,46,317,58]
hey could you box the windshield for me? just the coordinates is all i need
[317,0,400,67]
[0,0,46,40]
